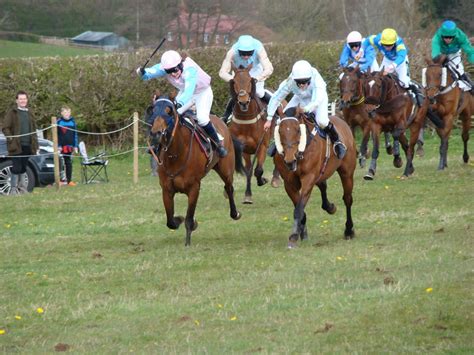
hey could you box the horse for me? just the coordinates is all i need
[149,92,243,246]
[362,69,432,179]
[339,66,393,168]
[422,55,473,169]
[228,63,281,204]
[273,107,356,248]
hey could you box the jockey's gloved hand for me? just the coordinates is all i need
[136,67,145,76]
[305,112,316,122]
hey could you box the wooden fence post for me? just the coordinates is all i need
[133,112,139,184]
[51,116,61,190]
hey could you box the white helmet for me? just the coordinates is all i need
[291,60,312,80]
[346,31,362,44]
[161,50,182,70]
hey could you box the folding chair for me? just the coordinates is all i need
[79,141,109,184]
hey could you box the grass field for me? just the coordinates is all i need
[0,40,106,58]
[0,131,473,353]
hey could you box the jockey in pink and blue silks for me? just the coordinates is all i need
[137,50,227,157]
[219,35,274,123]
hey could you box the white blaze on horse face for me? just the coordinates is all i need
[368,80,375,88]
[339,72,344,80]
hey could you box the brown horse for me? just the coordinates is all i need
[273,108,356,248]
[150,93,243,246]
[363,69,431,179]
[229,64,281,204]
[423,55,473,169]
[339,66,393,168]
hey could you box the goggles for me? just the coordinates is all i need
[295,78,311,86]
[349,42,361,49]
[164,63,183,74]
[238,50,254,57]
[442,36,454,40]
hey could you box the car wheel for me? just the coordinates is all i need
[0,160,36,195]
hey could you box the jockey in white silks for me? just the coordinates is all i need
[339,30,379,73]
[263,60,347,159]
[219,35,274,123]
[137,50,227,157]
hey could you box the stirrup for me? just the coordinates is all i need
[333,141,347,159]
[216,145,228,158]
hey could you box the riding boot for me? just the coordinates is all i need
[408,84,423,107]
[323,122,347,159]
[260,92,272,105]
[9,174,19,195]
[221,98,235,125]
[18,173,29,194]
[202,122,228,158]
[267,142,277,157]
[459,73,474,94]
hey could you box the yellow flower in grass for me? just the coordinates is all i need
[425,287,433,293]
[36,307,44,314]
[384,185,389,190]
[230,316,237,321]
[282,216,289,221]
[336,256,344,261]
[217,304,223,309]
[14,315,21,320]
[0,329,5,335]
[194,320,200,326]
[4,224,11,228]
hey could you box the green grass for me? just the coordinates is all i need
[0,40,106,58]
[1,132,473,353]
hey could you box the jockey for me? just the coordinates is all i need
[219,35,274,123]
[137,50,227,157]
[339,31,379,73]
[432,20,474,93]
[368,28,423,106]
[263,60,347,159]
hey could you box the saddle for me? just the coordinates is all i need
[180,113,213,158]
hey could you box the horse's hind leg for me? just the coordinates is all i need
[359,127,370,168]
[384,132,393,155]
[162,188,184,230]
[184,186,200,246]
[364,127,380,180]
[392,128,404,169]
[271,167,281,188]
[243,153,253,204]
[215,165,241,221]
[337,170,355,239]
[402,128,417,177]
[317,181,337,214]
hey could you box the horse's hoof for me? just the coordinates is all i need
[393,157,403,168]
[363,173,374,181]
[386,146,393,155]
[257,177,268,186]
[168,216,184,230]
[463,154,469,163]
[359,158,366,169]
[287,240,297,249]
[243,196,253,204]
[344,230,355,240]
[324,203,337,215]
[271,177,280,188]
[232,211,242,220]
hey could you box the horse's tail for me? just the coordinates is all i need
[232,137,245,175]
[426,108,445,129]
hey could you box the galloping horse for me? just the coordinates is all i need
[273,108,356,248]
[229,64,281,204]
[150,93,243,246]
[363,69,431,179]
[339,66,392,168]
[423,55,473,169]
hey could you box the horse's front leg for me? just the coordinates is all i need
[438,136,449,170]
[162,187,184,230]
[384,131,393,155]
[359,126,371,168]
[461,113,470,163]
[402,127,418,177]
[254,143,269,187]
[289,176,315,248]
[392,127,404,169]
[364,125,381,180]
[243,153,253,204]
[317,180,337,214]
[184,184,200,246]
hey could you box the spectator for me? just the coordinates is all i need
[57,106,78,186]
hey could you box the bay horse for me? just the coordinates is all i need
[339,66,393,168]
[423,55,473,169]
[362,69,432,179]
[273,107,356,248]
[229,63,281,204]
[150,93,243,246]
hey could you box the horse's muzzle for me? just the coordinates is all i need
[285,159,297,172]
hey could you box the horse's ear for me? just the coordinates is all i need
[165,106,172,114]
[169,89,177,101]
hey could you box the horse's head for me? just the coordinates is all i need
[363,69,386,106]
[230,63,254,112]
[275,107,307,171]
[422,55,450,104]
[150,96,177,143]
[339,66,364,108]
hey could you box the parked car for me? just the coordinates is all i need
[0,133,65,194]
